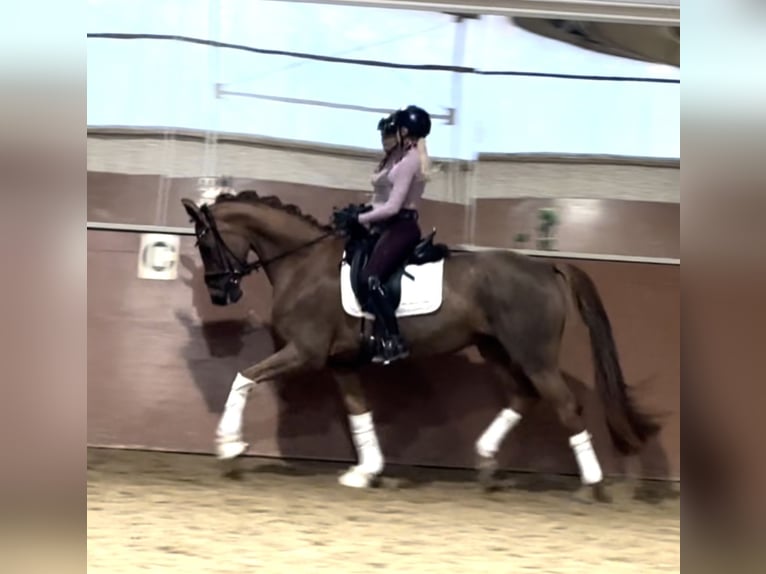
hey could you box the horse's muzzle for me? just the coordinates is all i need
[227,285,243,303]
[209,284,243,306]
[210,292,228,306]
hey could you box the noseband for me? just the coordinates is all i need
[196,203,260,291]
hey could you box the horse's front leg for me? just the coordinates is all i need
[216,342,307,460]
[333,370,384,488]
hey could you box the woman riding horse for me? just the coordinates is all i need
[344,105,433,365]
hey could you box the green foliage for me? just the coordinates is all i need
[536,207,559,251]
[514,232,530,245]
[538,207,558,229]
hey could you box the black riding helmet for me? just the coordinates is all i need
[377,113,397,136]
[393,105,431,139]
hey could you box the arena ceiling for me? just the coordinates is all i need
[511,17,678,66]
[298,0,680,66]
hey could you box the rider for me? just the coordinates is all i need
[357,105,433,364]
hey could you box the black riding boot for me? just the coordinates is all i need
[366,276,409,365]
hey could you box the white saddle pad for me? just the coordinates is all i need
[340,257,445,319]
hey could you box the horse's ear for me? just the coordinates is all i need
[181,198,202,223]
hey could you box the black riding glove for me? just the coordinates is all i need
[332,208,356,230]
[332,205,370,237]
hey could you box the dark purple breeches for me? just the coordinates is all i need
[360,214,421,284]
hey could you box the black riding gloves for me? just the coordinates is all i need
[332,204,371,238]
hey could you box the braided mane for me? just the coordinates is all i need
[214,190,333,232]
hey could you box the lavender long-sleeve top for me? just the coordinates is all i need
[359,146,425,225]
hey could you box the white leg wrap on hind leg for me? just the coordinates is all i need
[569,430,603,485]
[476,407,522,458]
[348,412,384,475]
[216,373,254,458]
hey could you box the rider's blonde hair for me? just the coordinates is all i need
[415,137,431,181]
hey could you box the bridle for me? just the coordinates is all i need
[195,203,334,289]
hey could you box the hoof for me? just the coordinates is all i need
[338,466,381,489]
[221,459,245,480]
[216,437,249,460]
[571,482,612,504]
[591,482,613,503]
[476,454,499,491]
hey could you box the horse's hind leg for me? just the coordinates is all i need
[525,368,610,502]
[333,370,384,489]
[474,339,538,491]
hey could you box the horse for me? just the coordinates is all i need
[180,190,660,500]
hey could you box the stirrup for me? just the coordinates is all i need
[371,336,409,365]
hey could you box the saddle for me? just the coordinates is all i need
[343,227,450,312]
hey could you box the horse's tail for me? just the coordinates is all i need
[558,263,660,455]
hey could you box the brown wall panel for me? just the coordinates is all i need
[88,229,679,480]
[87,172,369,228]
[88,170,679,480]
[472,197,679,258]
[88,172,677,257]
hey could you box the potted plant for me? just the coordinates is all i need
[514,232,530,248]
[537,207,559,251]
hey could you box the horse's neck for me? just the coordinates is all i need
[239,206,327,286]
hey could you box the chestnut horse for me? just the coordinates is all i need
[181,190,659,499]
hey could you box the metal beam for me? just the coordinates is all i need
[284,0,679,25]
[215,85,456,124]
